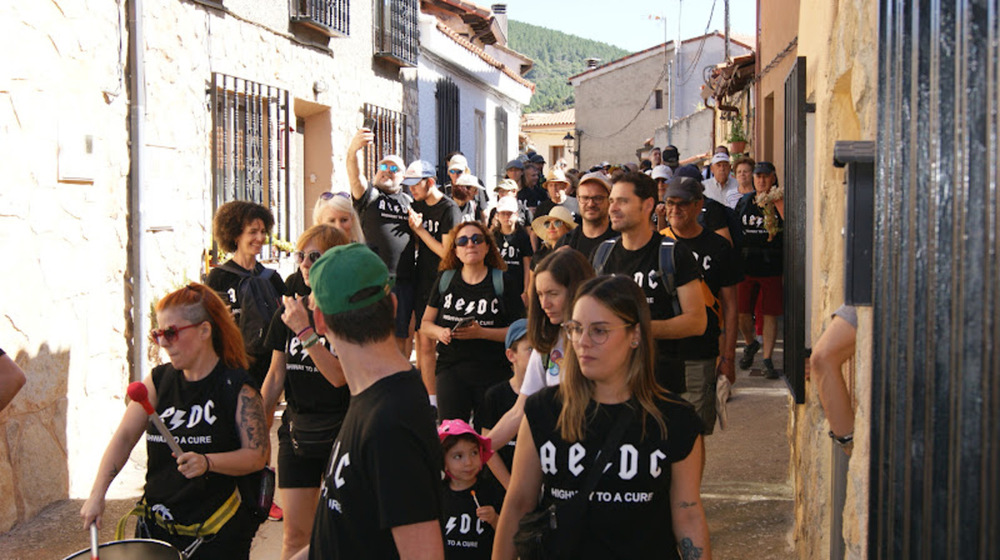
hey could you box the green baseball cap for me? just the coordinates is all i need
[310,243,395,315]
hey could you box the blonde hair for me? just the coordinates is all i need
[312,192,365,243]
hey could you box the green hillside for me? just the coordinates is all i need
[508,20,631,113]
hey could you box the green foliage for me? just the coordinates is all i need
[508,20,631,113]
[726,117,748,143]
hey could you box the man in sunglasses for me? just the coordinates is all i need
[444,153,488,223]
[346,127,414,354]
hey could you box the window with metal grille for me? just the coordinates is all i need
[436,77,461,185]
[290,0,350,37]
[211,73,292,251]
[373,0,418,67]
[362,103,408,182]
[495,107,508,181]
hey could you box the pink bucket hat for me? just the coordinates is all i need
[438,419,493,466]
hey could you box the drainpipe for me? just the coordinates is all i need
[127,0,148,381]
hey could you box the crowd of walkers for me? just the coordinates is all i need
[80,131,787,559]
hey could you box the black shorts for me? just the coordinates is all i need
[276,423,330,489]
[393,281,415,339]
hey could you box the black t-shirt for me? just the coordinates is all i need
[454,198,486,224]
[309,369,442,560]
[494,228,533,297]
[427,269,525,371]
[146,362,248,525]
[668,228,743,360]
[440,476,505,560]
[600,234,702,392]
[556,224,619,261]
[536,197,581,225]
[524,387,703,560]
[736,192,784,277]
[284,270,310,297]
[516,185,549,209]
[263,305,351,417]
[354,186,413,274]
[699,198,731,236]
[477,381,518,469]
[412,197,463,298]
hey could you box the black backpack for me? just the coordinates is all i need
[217,263,281,353]
[592,238,682,316]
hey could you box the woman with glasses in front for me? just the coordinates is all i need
[421,220,526,423]
[259,224,352,560]
[81,283,269,559]
[285,192,365,297]
[493,275,710,560]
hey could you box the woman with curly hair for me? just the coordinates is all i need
[420,220,525,423]
[81,284,269,559]
[493,276,710,560]
[207,200,286,389]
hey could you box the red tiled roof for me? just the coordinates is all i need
[522,108,575,128]
[435,22,535,91]
[568,32,754,82]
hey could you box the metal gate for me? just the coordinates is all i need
[436,77,460,185]
[783,56,808,404]
[872,1,1000,557]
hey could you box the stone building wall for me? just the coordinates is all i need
[0,0,411,532]
[792,1,878,558]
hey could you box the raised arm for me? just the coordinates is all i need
[347,128,374,200]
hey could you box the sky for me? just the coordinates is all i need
[497,0,757,53]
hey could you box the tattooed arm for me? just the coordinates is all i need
[81,376,157,529]
[200,384,269,476]
[671,435,712,560]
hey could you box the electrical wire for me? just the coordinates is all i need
[677,0,717,85]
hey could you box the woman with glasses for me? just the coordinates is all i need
[285,192,365,297]
[530,206,577,269]
[81,283,269,559]
[421,221,525,423]
[259,224,351,560]
[493,276,710,560]
[479,249,594,486]
[207,201,287,389]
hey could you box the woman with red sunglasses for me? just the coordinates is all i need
[259,224,351,560]
[421,221,525,423]
[81,283,269,559]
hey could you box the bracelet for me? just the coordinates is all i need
[301,332,320,349]
[828,431,854,446]
[204,453,212,474]
[296,325,314,339]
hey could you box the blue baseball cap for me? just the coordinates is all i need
[401,160,436,186]
[505,318,529,349]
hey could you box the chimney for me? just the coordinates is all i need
[492,4,508,43]
[585,58,601,70]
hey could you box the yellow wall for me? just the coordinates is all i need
[756,0,800,177]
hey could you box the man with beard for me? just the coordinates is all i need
[555,171,618,259]
[347,127,414,354]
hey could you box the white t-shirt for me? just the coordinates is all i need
[518,337,566,396]
[703,176,740,208]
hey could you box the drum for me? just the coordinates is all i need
[61,538,182,560]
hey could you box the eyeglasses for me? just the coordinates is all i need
[543,220,567,229]
[378,163,401,173]
[577,195,608,204]
[455,234,485,247]
[295,250,323,264]
[150,322,203,345]
[562,320,634,345]
[320,191,351,201]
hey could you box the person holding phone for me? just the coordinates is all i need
[420,221,525,423]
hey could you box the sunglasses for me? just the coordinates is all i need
[320,191,351,201]
[378,163,401,173]
[562,320,634,346]
[543,220,567,229]
[150,322,203,345]
[296,250,323,264]
[455,233,485,247]
[448,169,463,175]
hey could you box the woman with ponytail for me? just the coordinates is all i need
[81,283,269,559]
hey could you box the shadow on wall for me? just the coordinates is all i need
[0,344,70,533]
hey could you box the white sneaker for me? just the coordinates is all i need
[716,376,731,430]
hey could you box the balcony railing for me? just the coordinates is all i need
[290,0,349,37]
[373,0,418,67]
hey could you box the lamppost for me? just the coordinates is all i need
[563,131,577,169]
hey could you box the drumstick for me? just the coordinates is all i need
[89,522,100,560]
[127,382,184,457]
[471,490,481,509]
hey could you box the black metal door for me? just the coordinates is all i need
[783,56,808,404]
[872,1,1000,558]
